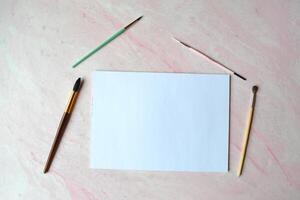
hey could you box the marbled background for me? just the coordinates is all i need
[1,0,300,199]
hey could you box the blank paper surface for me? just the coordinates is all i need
[91,71,230,172]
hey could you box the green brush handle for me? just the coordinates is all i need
[72,28,126,68]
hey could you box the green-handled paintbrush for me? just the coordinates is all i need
[72,16,143,68]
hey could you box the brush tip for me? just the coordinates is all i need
[73,77,82,91]
[252,85,258,93]
[173,37,191,48]
[124,15,143,29]
[172,37,180,42]
[233,72,247,81]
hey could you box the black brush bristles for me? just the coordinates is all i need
[73,78,82,92]
[252,85,258,93]
[233,72,247,81]
[124,16,143,30]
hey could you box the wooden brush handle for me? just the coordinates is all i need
[237,107,254,176]
[43,112,71,173]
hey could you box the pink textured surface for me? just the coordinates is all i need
[1,0,300,199]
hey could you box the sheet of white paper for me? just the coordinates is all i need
[91,71,230,172]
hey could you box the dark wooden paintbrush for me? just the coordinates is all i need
[43,77,83,173]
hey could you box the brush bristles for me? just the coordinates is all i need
[124,15,143,30]
[73,78,82,92]
[252,85,258,93]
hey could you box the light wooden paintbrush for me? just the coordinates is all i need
[237,85,258,176]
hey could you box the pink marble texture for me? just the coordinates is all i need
[1,0,300,199]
